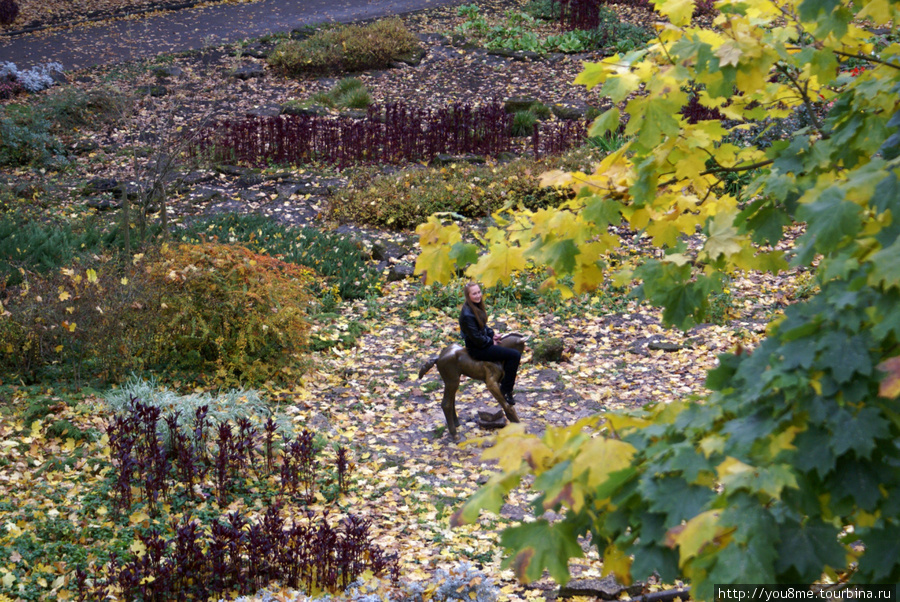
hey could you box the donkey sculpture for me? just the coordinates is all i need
[418,334,527,440]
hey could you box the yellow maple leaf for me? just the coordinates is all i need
[58,291,71,302]
[716,42,743,67]
[653,0,696,26]
[86,268,98,283]
[571,437,636,488]
[665,510,724,565]
[466,242,525,287]
[703,211,743,260]
[601,544,633,584]
[130,539,147,556]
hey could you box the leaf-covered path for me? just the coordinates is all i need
[0,0,467,70]
[283,275,777,598]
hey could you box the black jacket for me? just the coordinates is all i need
[460,304,494,350]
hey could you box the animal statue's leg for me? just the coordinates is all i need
[484,369,520,424]
[440,376,461,439]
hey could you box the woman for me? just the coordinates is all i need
[459,282,521,405]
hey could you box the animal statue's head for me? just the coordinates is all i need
[497,334,527,354]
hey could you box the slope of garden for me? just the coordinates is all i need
[0,0,833,600]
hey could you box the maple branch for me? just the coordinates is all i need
[831,50,900,72]
[775,63,825,137]
[658,158,774,188]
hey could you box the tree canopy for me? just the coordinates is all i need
[416,0,900,596]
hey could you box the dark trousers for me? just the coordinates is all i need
[467,344,521,394]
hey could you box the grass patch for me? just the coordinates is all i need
[307,77,372,109]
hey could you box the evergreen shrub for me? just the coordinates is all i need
[511,110,540,137]
[0,104,65,167]
[307,77,372,109]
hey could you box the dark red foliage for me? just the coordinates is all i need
[193,102,514,167]
[692,0,719,18]
[90,401,372,600]
[77,508,398,601]
[533,119,588,157]
[557,0,603,30]
[0,0,19,25]
[194,102,589,167]
[680,93,726,124]
[0,77,24,100]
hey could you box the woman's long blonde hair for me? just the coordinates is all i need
[462,282,488,329]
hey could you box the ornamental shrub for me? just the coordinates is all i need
[40,85,131,131]
[269,17,420,75]
[0,258,152,383]
[0,61,64,93]
[142,243,315,384]
[0,74,23,99]
[511,110,540,137]
[329,157,577,230]
[0,244,315,385]
[306,77,372,109]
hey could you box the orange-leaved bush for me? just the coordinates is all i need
[143,243,315,385]
[0,243,316,385]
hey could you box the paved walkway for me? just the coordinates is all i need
[0,0,463,71]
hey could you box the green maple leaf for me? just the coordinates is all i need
[775,520,845,581]
[796,187,862,252]
[792,427,836,478]
[635,99,682,150]
[449,242,479,269]
[828,407,889,459]
[588,108,622,139]
[817,332,872,384]
[827,456,885,511]
[858,522,900,580]
[738,202,791,247]
[706,540,777,587]
[500,519,585,584]
[642,476,715,528]
[539,238,580,275]
[451,471,522,526]
[869,238,900,290]
[583,197,624,228]
[631,543,680,582]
